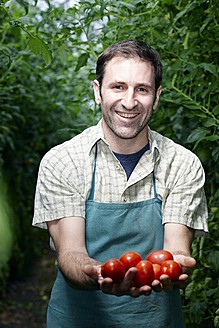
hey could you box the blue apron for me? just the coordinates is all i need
[47,147,185,328]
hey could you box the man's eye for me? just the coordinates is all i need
[138,87,147,93]
[113,85,123,90]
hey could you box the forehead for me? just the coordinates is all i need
[103,56,155,84]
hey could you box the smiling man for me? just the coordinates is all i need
[33,39,208,328]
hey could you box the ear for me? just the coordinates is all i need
[93,80,101,105]
[153,85,162,110]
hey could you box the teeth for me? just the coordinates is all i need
[117,112,138,118]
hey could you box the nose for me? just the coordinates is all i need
[121,88,137,110]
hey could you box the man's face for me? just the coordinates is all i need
[93,57,161,147]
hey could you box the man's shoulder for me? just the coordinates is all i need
[150,129,200,162]
[41,124,100,166]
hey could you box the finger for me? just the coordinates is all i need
[151,279,162,292]
[161,274,189,290]
[139,285,152,296]
[119,268,137,292]
[130,287,141,298]
[179,273,189,281]
[159,274,173,292]
[183,257,196,268]
[83,265,98,279]
[129,285,152,297]
[176,273,189,289]
[173,255,196,268]
[100,277,114,293]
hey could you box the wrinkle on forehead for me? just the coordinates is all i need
[103,56,155,90]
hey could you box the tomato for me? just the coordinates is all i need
[101,258,126,283]
[134,260,154,287]
[146,250,173,265]
[160,260,182,281]
[152,263,162,280]
[119,251,142,270]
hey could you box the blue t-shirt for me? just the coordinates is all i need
[113,143,149,179]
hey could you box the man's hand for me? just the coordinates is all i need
[152,254,196,292]
[84,265,153,297]
[84,254,196,296]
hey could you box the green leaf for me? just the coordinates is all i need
[28,36,52,66]
[0,5,10,19]
[182,31,190,50]
[207,251,219,273]
[206,288,218,298]
[57,45,68,66]
[182,103,201,110]
[198,63,218,77]
[75,53,89,72]
[187,127,208,143]
[16,16,31,25]
[185,281,196,298]
[214,315,219,328]
[173,1,197,24]
[213,105,219,115]
[203,118,217,127]
[205,135,219,142]
[118,1,136,11]
[15,0,29,15]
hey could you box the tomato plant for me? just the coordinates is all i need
[146,250,173,265]
[152,263,162,280]
[119,251,142,270]
[160,260,182,281]
[134,260,154,287]
[101,258,126,283]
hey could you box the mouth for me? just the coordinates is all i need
[116,111,139,119]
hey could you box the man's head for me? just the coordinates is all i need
[96,39,162,95]
[93,39,162,153]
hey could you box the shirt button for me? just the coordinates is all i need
[123,198,127,202]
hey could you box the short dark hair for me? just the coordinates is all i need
[96,39,162,93]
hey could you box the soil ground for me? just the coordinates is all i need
[0,247,57,328]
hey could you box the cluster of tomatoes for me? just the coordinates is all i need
[101,250,182,287]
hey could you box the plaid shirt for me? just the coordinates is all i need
[33,120,208,235]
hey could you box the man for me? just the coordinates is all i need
[33,39,208,327]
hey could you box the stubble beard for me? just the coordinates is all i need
[102,108,152,140]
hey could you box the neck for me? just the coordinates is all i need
[102,123,149,154]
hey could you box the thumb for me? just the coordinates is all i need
[83,264,101,279]
[174,254,196,268]
[183,256,196,268]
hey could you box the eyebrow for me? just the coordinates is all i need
[136,83,153,90]
[109,81,154,90]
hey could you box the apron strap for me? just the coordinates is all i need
[87,145,98,201]
[153,171,158,199]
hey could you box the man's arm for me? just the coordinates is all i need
[154,222,196,292]
[47,216,155,297]
[47,216,102,290]
[164,222,195,256]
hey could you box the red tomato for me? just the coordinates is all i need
[160,260,182,281]
[134,260,154,287]
[152,263,162,280]
[146,250,173,265]
[119,251,142,270]
[101,258,126,283]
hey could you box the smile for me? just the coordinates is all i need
[116,112,139,118]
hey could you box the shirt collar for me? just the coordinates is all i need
[88,120,160,160]
[148,127,160,159]
[88,120,107,155]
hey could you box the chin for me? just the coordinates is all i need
[114,130,139,140]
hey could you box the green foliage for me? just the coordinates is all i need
[0,0,218,326]
[0,171,13,291]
